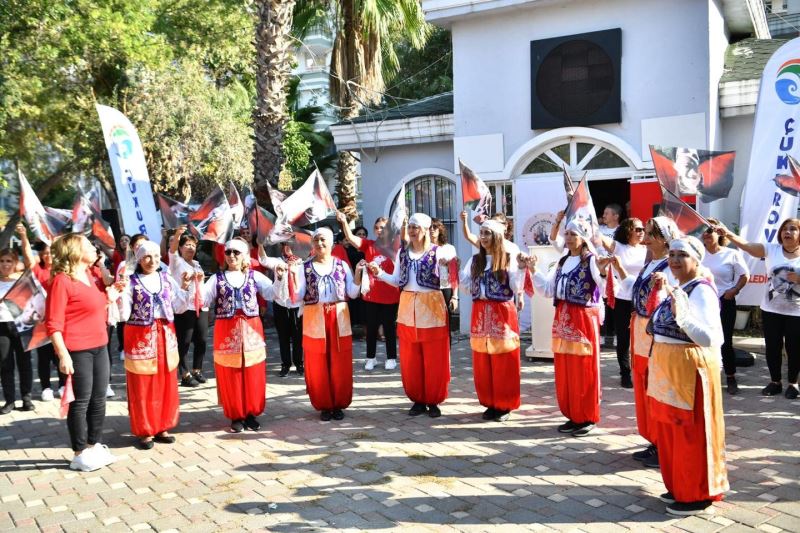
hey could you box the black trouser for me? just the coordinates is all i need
[762,310,800,384]
[0,322,31,403]
[37,343,66,391]
[273,303,303,369]
[441,288,454,343]
[365,301,398,359]
[613,299,632,376]
[603,300,615,338]
[175,310,209,375]
[720,297,738,377]
[67,346,109,452]
[116,323,124,352]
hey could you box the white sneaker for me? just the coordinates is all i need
[56,386,64,399]
[119,350,125,361]
[384,359,397,370]
[41,388,54,402]
[364,359,376,371]
[69,449,103,472]
[105,385,115,398]
[91,443,118,467]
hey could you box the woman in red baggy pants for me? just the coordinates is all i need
[293,227,362,421]
[371,213,450,418]
[529,219,605,437]
[628,216,678,467]
[201,238,279,433]
[461,218,523,422]
[646,236,728,516]
[119,241,191,450]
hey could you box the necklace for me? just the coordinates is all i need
[785,246,800,254]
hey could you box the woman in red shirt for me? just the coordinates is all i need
[46,234,119,472]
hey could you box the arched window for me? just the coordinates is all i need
[390,175,457,242]
[522,139,630,175]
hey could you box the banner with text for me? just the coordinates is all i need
[95,104,161,244]
[739,38,800,305]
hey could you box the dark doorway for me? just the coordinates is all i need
[588,178,630,220]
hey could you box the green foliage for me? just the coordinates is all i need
[124,61,254,200]
[0,0,255,204]
[386,26,452,104]
[281,119,312,188]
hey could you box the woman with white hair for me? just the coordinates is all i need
[201,237,283,433]
[369,213,451,418]
[526,218,604,437]
[628,216,679,468]
[118,241,192,450]
[292,227,362,421]
[461,220,523,422]
[646,236,727,516]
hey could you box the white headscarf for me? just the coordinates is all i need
[669,236,705,263]
[312,227,334,241]
[564,218,597,255]
[408,213,432,229]
[224,238,249,256]
[651,216,679,244]
[481,220,505,235]
[134,240,160,262]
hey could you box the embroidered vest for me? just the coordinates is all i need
[632,258,669,317]
[214,271,259,318]
[303,258,347,305]
[554,253,599,307]
[127,272,174,326]
[470,255,514,302]
[646,279,713,342]
[398,246,440,290]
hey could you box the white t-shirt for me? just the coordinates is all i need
[0,280,16,322]
[701,247,749,296]
[437,243,458,289]
[761,244,800,316]
[612,242,647,301]
[168,251,207,312]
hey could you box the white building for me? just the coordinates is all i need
[331,0,785,330]
[292,23,337,131]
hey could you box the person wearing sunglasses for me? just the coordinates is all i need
[596,218,647,389]
[714,218,800,399]
[628,216,679,468]
[646,236,727,516]
[700,219,749,395]
[199,238,283,433]
[525,218,605,437]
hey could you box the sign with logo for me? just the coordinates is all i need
[738,39,800,306]
[96,104,161,244]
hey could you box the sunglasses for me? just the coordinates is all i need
[704,227,715,235]
[633,227,645,233]
[224,250,242,257]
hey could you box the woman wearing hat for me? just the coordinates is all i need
[369,213,451,417]
[646,236,727,516]
[291,227,362,421]
[118,241,192,449]
[628,216,679,467]
[201,238,283,433]
[461,219,523,422]
[527,218,604,436]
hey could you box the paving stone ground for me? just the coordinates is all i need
[0,330,798,532]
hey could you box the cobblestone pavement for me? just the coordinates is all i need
[1,332,798,532]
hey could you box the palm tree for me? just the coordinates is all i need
[295,0,430,221]
[253,0,297,205]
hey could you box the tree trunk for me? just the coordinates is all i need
[252,0,296,206]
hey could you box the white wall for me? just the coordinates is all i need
[358,141,454,229]
[720,114,755,229]
[450,0,715,164]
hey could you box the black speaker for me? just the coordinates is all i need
[531,28,621,129]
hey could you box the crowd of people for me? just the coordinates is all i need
[0,202,798,518]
